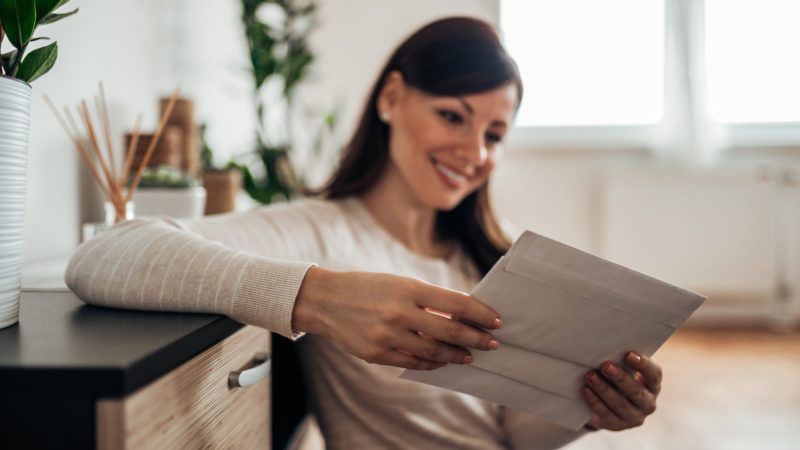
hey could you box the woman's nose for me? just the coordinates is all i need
[460,132,489,168]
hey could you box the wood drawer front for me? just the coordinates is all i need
[97,326,271,449]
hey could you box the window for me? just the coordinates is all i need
[501,0,664,127]
[501,0,800,154]
[705,0,800,124]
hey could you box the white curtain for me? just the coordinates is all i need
[652,0,724,165]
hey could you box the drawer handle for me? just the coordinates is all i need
[228,353,271,388]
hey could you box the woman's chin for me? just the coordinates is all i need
[427,193,468,212]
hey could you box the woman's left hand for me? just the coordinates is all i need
[581,351,662,431]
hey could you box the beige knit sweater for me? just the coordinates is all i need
[65,197,583,449]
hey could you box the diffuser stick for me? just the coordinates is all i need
[125,89,180,204]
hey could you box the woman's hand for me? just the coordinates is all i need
[292,266,502,370]
[581,352,662,431]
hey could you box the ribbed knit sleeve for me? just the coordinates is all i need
[65,212,314,339]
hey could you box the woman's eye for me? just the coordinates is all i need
[486,132,502,145]
[438,110,463,124]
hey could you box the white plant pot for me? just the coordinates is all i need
[0,76,32,329]
[132,186,207,219]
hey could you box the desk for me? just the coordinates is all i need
[0,291,270,448]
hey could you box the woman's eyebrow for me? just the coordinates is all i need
[456,97,508,128]
[456,97,475,115]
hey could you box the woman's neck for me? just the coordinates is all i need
[360,170,453,259]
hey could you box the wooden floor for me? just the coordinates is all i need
[564,327,800,450]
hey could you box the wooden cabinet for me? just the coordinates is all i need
[0,292,271,449]
[97,326,271,449]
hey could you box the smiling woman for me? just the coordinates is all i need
[65,16,662,449]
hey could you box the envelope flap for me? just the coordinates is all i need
[472,256,676,367]
[505,231,706,328]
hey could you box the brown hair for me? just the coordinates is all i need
[316,17,522,275]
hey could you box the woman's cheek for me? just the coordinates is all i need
[477,155,497,179]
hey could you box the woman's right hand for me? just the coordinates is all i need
[292,266,503,370]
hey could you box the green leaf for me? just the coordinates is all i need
[36,0,70,22]
[38,8,78,26]
[17,41,57,83]
[30,36,51,42]
[0,0,37,49]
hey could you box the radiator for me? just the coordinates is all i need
[598,167,780,308]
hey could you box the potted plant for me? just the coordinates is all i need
[198,124,242,215]
[0,0,78,329]
[129,165,207,219]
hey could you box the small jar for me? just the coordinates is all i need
[104,201,135,226]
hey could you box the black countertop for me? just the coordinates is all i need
[0,290,243,397]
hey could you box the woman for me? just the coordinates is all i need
[66,17,661,449]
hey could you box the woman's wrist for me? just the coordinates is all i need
[292,265,333,336]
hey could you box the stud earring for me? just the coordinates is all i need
[380,111,391,122]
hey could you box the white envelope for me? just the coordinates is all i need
[401,231,706,431]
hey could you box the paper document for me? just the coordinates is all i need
[401,231,706,431]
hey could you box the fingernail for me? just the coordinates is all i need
[628,352,642,364]
[488,339,499,350]
[493,318,503,329]
[589,372,601,385]
[462,354,474,364]
[605,364,619,377]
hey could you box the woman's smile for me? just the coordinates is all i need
[431,158,468,188]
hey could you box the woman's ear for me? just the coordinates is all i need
[376,71,406,122]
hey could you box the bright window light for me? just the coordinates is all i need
[705,0,800,123]
[501,0,664,126]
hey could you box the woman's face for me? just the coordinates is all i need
[378,72,518,211]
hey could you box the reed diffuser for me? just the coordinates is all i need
[44,85,179,223]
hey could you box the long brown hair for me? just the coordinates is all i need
[316,17,523,275]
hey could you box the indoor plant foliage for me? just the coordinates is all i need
[0,0,78,82]
[237,0,316,204]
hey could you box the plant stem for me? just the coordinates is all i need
[9,43,27,78]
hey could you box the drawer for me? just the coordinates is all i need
[97,325,271,449]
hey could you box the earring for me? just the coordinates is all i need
[380,111,391,122]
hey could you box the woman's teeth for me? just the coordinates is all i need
[435,162,466,183]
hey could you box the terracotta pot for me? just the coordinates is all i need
[203,169,242,215]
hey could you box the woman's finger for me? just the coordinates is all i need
[580,386,629,431]
[625,352,663,395]
[585,371,647,428]
[381,350,446,370]
[414,284,502,331]
[411,307,498,351]
[601,362,656,413]
[395,330,473,364]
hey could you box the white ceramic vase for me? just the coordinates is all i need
[0,76,32,330]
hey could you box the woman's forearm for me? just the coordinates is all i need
[65,216,313,338]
